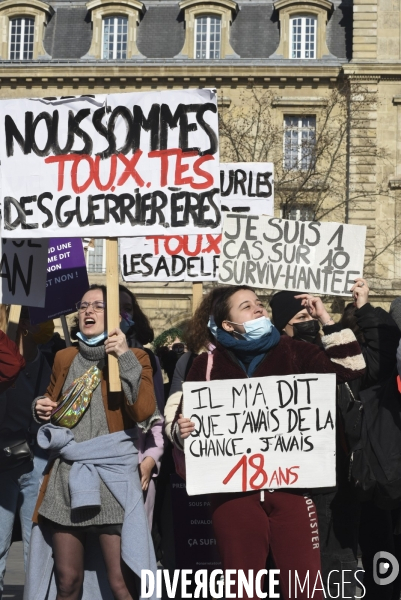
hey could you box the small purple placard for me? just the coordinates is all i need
[29,238,89,325]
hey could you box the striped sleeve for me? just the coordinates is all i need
[321,328,366,374]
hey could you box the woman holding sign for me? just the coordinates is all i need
[177,284,365,600]
[27,284,159,600]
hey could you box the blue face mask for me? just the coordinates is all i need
[207,315,218,338]
[120,313,135,335]
[76,331,108,346]
[228,316,273,342]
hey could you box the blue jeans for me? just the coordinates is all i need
[0,446,47,596]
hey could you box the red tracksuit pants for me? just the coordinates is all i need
[211,490,323,600]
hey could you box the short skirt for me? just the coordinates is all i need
[43,518,122,536]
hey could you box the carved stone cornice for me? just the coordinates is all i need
[272,96,329,107]
[388,178,401,190]
[274,0,332,12]
[86,0,145,11]
[0,0,54,15]
[344,62,401,78]
[0,61,342,86]
[179,0,238,12]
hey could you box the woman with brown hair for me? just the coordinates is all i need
[164,286,227,443]
[177,284,366,600]
[26,284,159,600]
[119,284,154,347]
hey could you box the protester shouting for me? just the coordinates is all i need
[176,285,366,600]
[26,284,159,600]
[0,308,52,598]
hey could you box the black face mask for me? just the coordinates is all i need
[292,320,321,344]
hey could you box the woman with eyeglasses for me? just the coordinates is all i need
[27,284,159,600]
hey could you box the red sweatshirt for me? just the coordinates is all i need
[0,330,26,394]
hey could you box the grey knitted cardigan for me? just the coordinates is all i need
[39,341,142,526]
[24,425,157,600]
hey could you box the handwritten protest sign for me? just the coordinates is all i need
[183,373,336,496]
[219,214,366,295]
[119,163,275,282]
[170,475,221,570]
[0,238,48,307]
[29,238,89,324]
[220,163,274,215]
[0,90,220,239]
[120,234,221,282]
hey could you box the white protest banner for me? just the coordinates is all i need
[120,234,220,282]
[183,373,336,496]
[220,163,274,215]
[0,90,220,239]
[120,163,275,283]
[0,238,48,306]
[219,214,366,295]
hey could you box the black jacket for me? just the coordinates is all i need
[351,303,400,392]
[337,303,400,476]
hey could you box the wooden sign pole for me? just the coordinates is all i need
[7,305,21,342]
[60,315,71,347]
[106,238,121,392]
[192,282,203,315]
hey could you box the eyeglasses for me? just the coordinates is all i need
[76,301,106,313]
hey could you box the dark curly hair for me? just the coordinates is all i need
[213,285,255,329]
[119,284,154,345]
[70,284,106,340]
[184,286,232,353]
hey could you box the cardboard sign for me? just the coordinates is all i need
[183,373,336,496]
[29,238,89,324]
[0,90,220,239]
[219,214,366,295]
[220,163,274,215]
[120,234,220,282]
[170,475,222,570]
[120,163,275,283]
[0,238,48,307]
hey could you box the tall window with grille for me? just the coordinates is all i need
[102,16,128,59]
[290,15,316,59]
[87,239,122,273]
[283,115,316,170]
[9,17,34,60]
[87,239,106,273]
[286,205,315,221]
[195,15,221,59]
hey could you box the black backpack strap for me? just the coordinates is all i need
[143,347,158,377]
[184,352,197,380]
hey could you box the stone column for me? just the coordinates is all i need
[347,77,379,278]
[353,0,377,60]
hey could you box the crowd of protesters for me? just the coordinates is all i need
[1,279,401,599]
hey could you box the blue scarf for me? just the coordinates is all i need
[216,326,281,376]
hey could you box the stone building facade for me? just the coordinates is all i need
[1,0,399,335]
